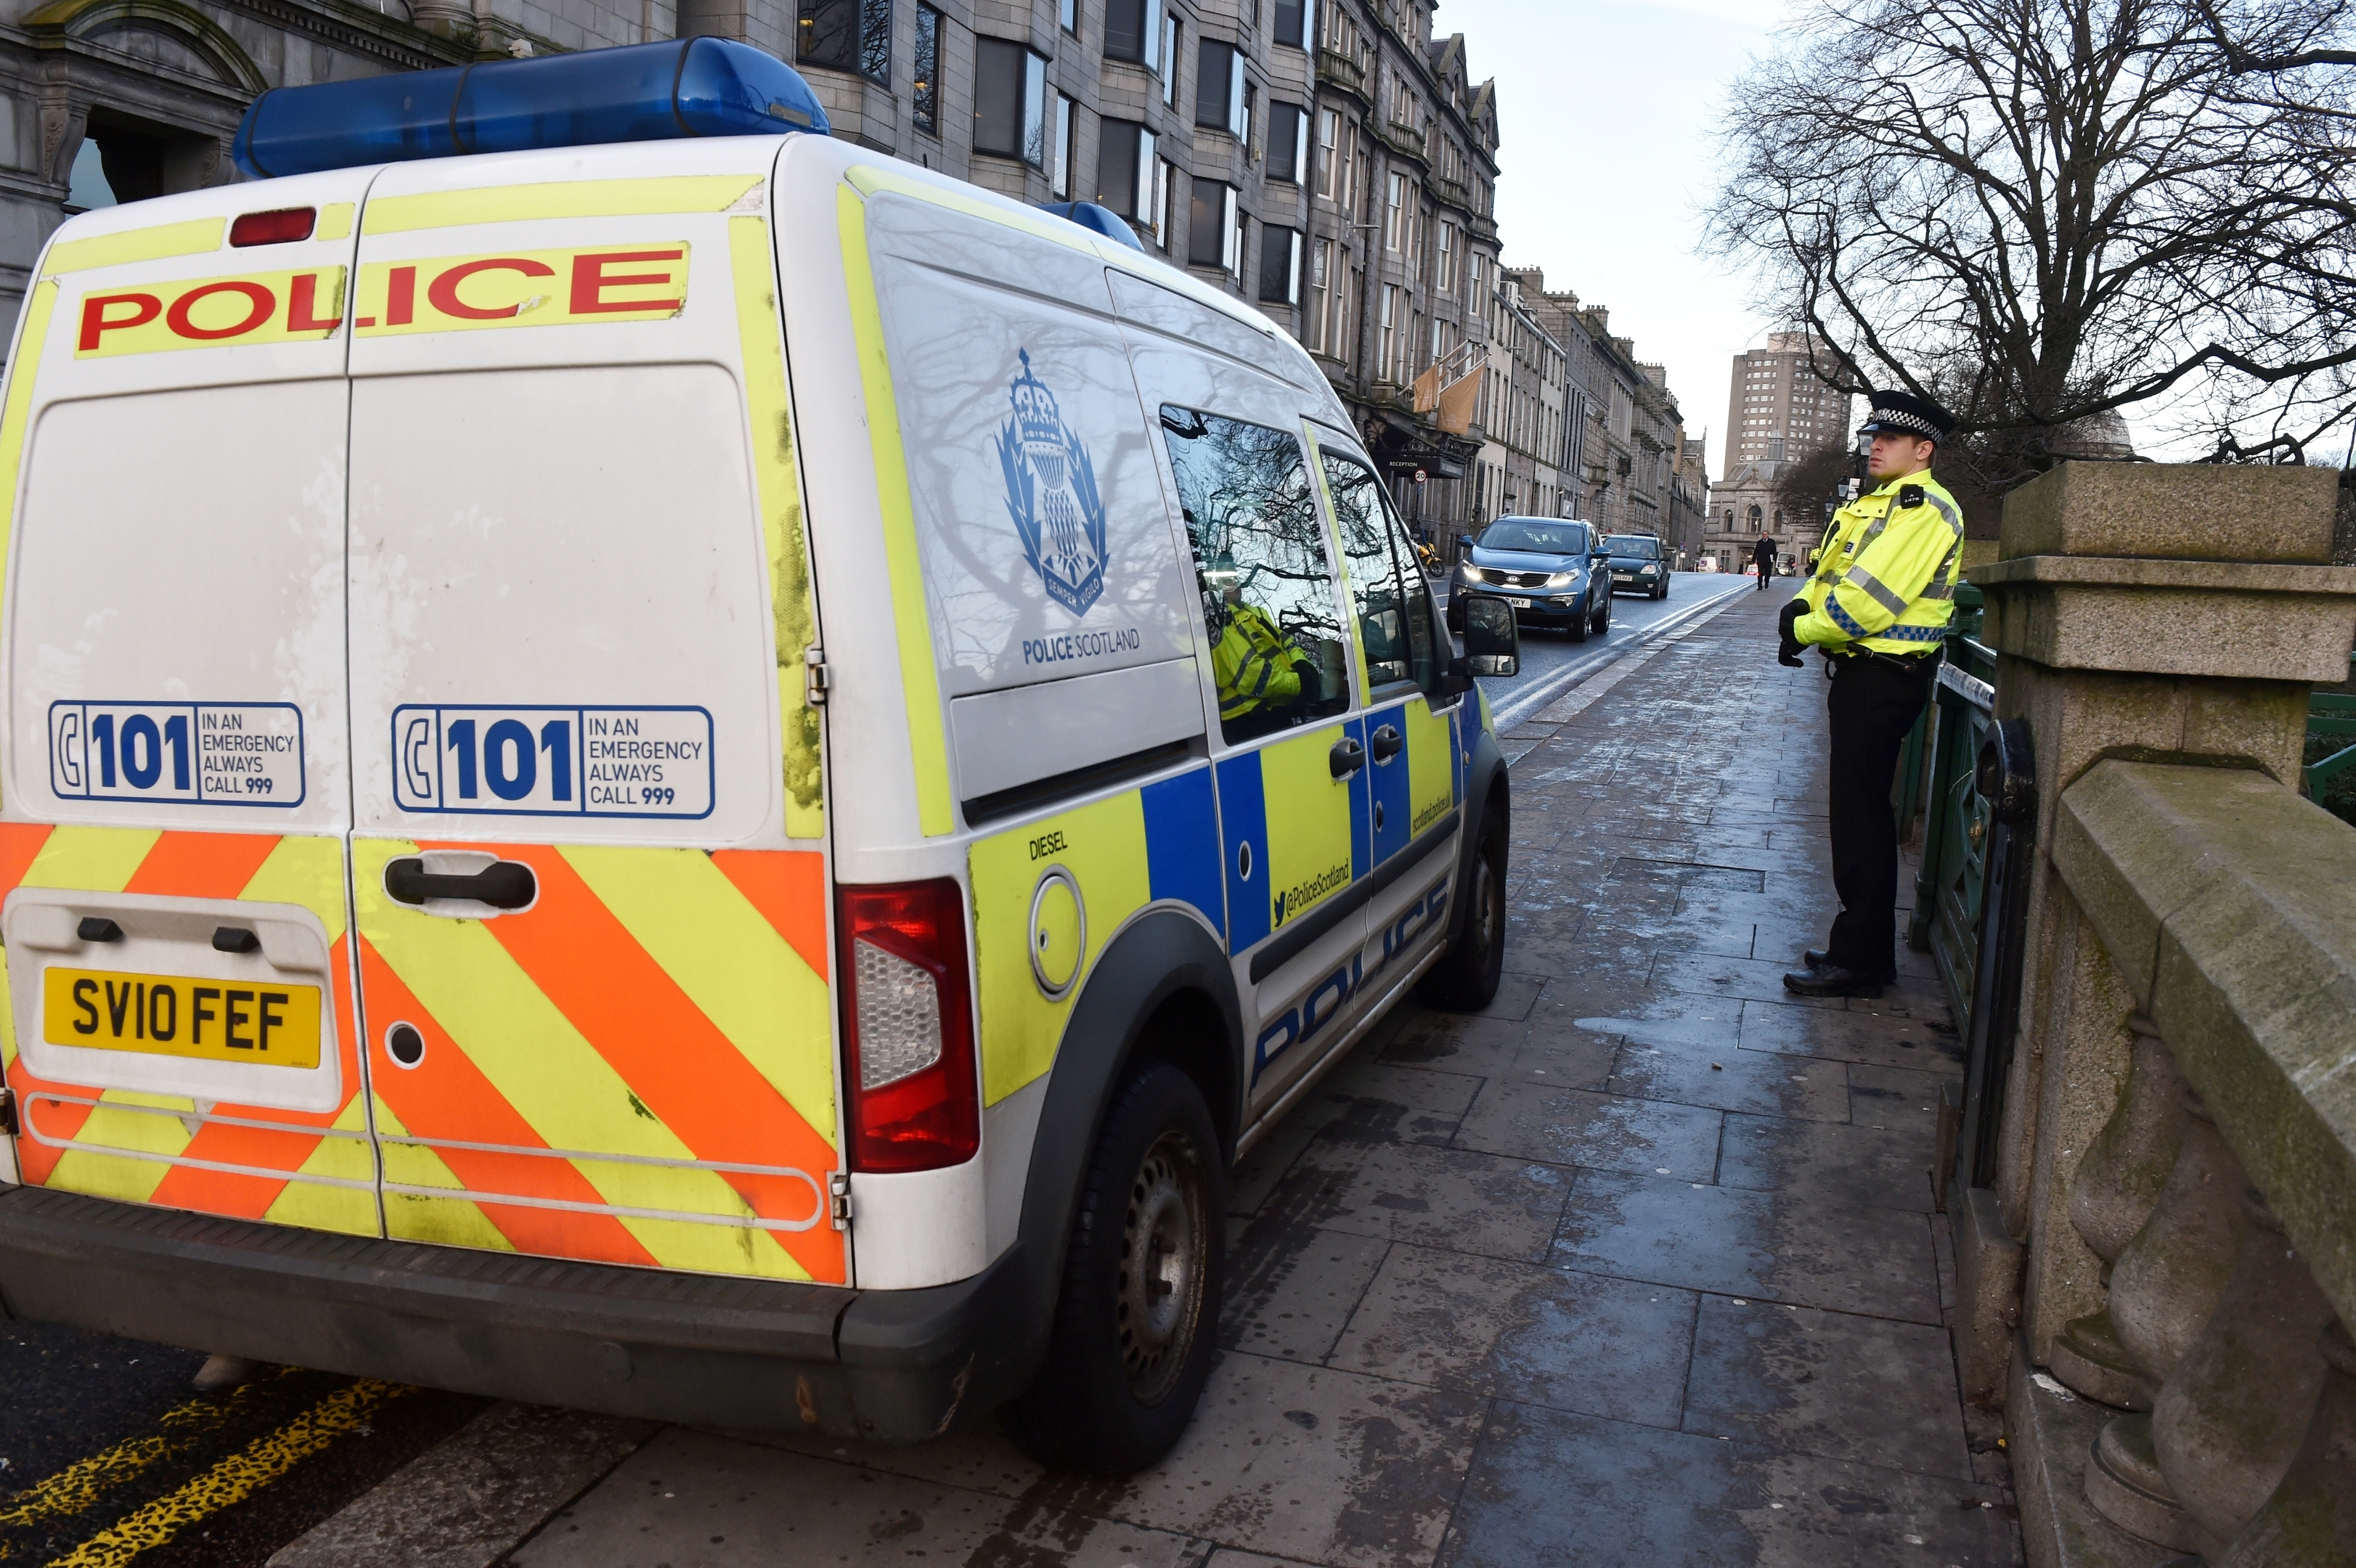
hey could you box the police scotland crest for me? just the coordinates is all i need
[997,350,1111,617]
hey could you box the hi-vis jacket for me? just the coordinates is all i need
[1793,470,1965,655]
[1212,603,1306,720]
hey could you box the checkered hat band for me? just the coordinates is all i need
[1869,407,1941,438]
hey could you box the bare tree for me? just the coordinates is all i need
[1774,442,1856,531]
[1708,0,2356,481]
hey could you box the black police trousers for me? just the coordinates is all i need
[1822,652,1934,981]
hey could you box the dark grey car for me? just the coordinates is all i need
[1445,517,1610,642]
[1602,533,1670,599]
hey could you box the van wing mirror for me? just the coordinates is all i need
[1463,596,1520,677]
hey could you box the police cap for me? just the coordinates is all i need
[1857,389,1956,444]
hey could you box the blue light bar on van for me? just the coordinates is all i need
[232,38,830,180]
[1039,201,1145,251]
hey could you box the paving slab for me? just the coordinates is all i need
[1327,1244,1696,1429]
[1451,1078,1722,1181]
[269,1403,655,1568]
[1650,951,1851,1011]
[1292,1057,1484,1148]
[1551,1169,1943,1324]
[1258,1138,1575,1263]
[1602,1039,1851,1124]
[1223,1219,1392,1363]
[508,1427,1206,1568]
[1679,1295,1975,1481]
[1434,1403,2018,1568]
[1377,1009,1618,1087]
[1716,1111,1941,1214]
[1737,999,1965,1071]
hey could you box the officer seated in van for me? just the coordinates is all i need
[1205,551,1318,738]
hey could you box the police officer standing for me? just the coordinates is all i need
[1777,390,1965,999]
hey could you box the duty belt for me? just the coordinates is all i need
[1824,645,1944,677]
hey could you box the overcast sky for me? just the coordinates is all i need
[1441,0,1795,479]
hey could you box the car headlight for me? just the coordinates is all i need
[1641,563,1660,574]
[1545,570,1581,588]
[1459,562,1480,582]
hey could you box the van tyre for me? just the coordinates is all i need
[1419,810,1507,1010]
[1005,1063,1223,1475]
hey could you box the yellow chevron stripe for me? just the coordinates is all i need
[44,218,224,274]
[360,175,761,234]
[48,1090,193,1204]
[237,832,348,939]
[20,825,160,892]
[558,844,834,1146]
[356,852,796,1267]
[838,181,953,836]
[371,1093,516,1253]
[729,214,825,840]
[611,1210,803,1279]
[0,278,60,691]
[261,1095,378,1237]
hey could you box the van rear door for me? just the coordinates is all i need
[0,176,377,1236]
[341,147,843,1283]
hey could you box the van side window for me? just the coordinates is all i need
[1321,452,1438,696]
[1160,406,1350,745]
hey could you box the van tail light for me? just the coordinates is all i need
[837,878,978,1174]
[229,208,315,246]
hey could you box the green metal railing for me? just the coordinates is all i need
[2309,663,2356,811]
[1906,583,1997,1040]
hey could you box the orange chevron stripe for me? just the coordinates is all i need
[0,822,54,895]
[124,830,284,898]
[144,934,364,1216]
[11,1078,94,1185]
[1,824,70,1183]
[710,849,830,981]
[474,845,842,1281]
[359,934,661,1267]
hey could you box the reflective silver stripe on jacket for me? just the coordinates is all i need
[1841,565,1911,616]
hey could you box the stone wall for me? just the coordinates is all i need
[1961,462,2356,1567]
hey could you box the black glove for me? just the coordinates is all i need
[1776,600,1806,668]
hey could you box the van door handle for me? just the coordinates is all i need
[1370,725,1403,763]
[384,858,537,910]
[1329,735,1365,779]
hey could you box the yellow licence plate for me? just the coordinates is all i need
[43,966,322,1069]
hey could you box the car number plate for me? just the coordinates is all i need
[43,966,322,1068]
[1504,596,1533,608]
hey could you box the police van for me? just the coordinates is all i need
[0,39,1517,1472]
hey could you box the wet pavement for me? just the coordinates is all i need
[477,588,2021,1565]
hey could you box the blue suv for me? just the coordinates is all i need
[1447,516,1609,641]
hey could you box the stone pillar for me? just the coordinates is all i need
[2151,1191,2334,1548]
[2219,1320,2356,1566]
[2050,1016,2187,1409]
[2083,1089,2251,1553]
[1966,463,2356,1376]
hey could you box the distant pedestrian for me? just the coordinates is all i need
[1775,389,1964,999]
[1752,531,1777,589]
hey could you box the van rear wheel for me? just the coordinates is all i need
[1004,1063,1223,1475]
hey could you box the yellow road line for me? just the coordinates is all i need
[43,1380,408,1568]
[0,1376,283,1529]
